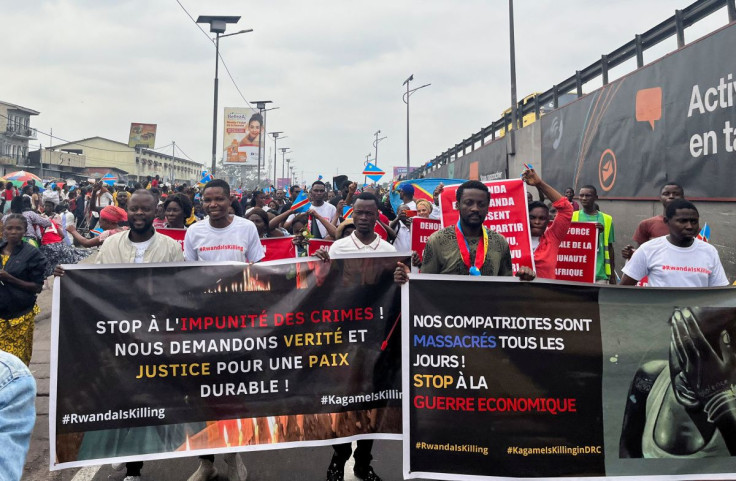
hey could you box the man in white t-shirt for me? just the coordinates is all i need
[314,191,392,481]
[620,199,728,288]
[183,179,255,481]
[286,181,336,239]
[184,179,264,264]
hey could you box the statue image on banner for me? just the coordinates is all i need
[619,307,736,459]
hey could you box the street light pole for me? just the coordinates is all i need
[373,130,387,167]
[270,132,284,188]
[364,152,373,185]
[280,147,290,185]
[402,75,430,175]
[250,100,273,188]
[508,0,518,155]
[196,15,250,176]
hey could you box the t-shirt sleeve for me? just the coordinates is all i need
[622,244,648,281]
[247,224,265,263]
[183,228,198,261]
[709,250,729,287]
[632,220,649,245]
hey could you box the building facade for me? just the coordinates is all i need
[52,137,202,184]
[0,100,39,176]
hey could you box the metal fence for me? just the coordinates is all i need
[409,0,736,179]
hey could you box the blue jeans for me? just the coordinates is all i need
[0,350,36,481]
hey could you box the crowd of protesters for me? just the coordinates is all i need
[0,167,731,481]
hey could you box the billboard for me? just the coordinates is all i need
[393,166,417,180]
[128,123,157,149]
[541,22,736,200]
[223,107,262,165]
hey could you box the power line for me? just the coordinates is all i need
[174,144,196,162]
[174,0,254,109]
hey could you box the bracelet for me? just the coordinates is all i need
[704,387,736,424]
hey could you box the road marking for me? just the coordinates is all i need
[71,465,100,481]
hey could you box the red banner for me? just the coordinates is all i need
[261,237,297,262]
[555,222,598,283]
[439,179,534,273]
[157,228,186,250]
[410,218,441,262]
[308,239,334,256]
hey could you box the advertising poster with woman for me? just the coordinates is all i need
[223,107,262,165]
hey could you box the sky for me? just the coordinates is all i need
[2,0,729,185]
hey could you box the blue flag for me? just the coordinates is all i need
[362,162,385,183]
[290,191,311,213]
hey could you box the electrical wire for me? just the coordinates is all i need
[174,0,254,109]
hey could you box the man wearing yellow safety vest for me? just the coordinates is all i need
[573,185,616,284]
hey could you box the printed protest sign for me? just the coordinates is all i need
[260,237,297,261]
[403,276,736,480]
[51,255,405,469]
[308,239,334,256]
[439,179,534,273]
[411,218,441,262]
[555,222,598,282]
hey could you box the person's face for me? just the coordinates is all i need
[268,200,278,210]
[247,121,261,139]
[310,184,326,203]
[44,201,55,214]
[292,218,307,233]
[578,188,597,210]
[117,192,129,207]
[342,225,356,239]
[248,214,266,235]
[458,189,489,228]
[526,192,533,204]
[564,188,574,200]
[529,206,550,237]
[665,208,699,243]
[155,203,165,219]
[127,193,157,233]
[660,185,684,210]
[352,198,378,234]
[202,187,231,222]
[3,218,25,244]
[99,217,116,230]
[417,203,431,218]
[290,187,301,199]
[165,201,185,227]
[275,190,285,201]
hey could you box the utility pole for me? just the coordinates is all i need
[172,141,176,185]
[373,130,387,168]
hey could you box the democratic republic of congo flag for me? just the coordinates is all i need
[342,205,354,219]
[290,191,311,213]
[389,178,464,214]
[362,163,385,183]
[697,223,711,242]
[198,170,213,186]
